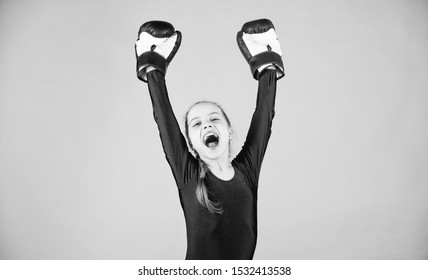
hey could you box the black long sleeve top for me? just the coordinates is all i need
[146,69,277,260]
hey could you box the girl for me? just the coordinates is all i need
[135,19,284,260]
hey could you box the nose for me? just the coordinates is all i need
[203,123,212,130]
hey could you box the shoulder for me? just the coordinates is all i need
[232,158,257,188]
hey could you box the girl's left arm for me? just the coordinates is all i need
[234,19,284,186]
[234,68,277,184]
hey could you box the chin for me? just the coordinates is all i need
[198,145,228,160]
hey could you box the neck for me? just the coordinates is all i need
[201,154,234,181]
[206,159,232,172]
[200,152,232,173]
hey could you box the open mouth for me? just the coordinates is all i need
[203,132,219,148]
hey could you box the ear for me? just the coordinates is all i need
[228,128,233,139]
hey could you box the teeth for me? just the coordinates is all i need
[203,132,219,148]
[203,132,218,142]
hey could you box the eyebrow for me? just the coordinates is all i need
[189,112,221,124]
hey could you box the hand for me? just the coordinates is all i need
[135,21,182,82]
[237,19,284,80]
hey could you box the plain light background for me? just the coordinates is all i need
[0,0,427,259]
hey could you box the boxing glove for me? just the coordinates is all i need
[135,21,182,82]
[237,19,284,80]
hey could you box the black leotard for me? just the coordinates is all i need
[146,69,277,259]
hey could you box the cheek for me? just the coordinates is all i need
[218,125,231,138]
[189,130,201,146]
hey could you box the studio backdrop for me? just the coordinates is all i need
[0,0,427,259]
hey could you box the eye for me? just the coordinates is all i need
[192,122,201,127]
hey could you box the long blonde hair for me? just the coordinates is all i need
[184,101,232,214]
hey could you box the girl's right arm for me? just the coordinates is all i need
[136,21,196,188]
[146,71,197,188]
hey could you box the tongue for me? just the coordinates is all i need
[205,135,219,148]
[207,142,217,148]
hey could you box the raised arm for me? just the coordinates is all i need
[234,19,284,185]
[135,21,196,188]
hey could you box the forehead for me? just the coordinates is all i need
[187,103,222,120]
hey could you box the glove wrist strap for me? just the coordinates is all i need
[136,51,168,82]
[249,51,285,80]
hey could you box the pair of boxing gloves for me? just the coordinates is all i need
[135,19,284,82]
